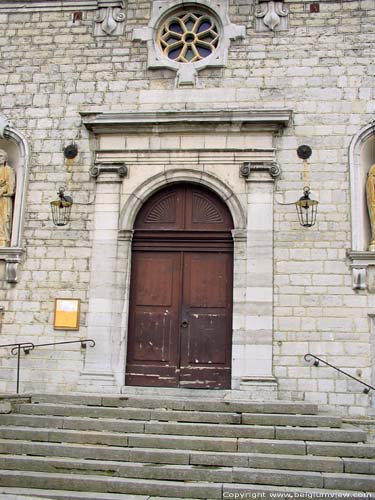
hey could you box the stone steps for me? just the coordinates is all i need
[2,437,375,464]
[0,489,151,500]
[1,489,374,500]
[0,395,374,497]
[14,402,342,427]
[0,451,374,477]
[0,468,375,497]
[29,394,319,415]
[0,413,358,440]
[0,424,367,453]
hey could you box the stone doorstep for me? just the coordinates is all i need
[2,433,375,458]
[13,403,342,427]
[29,394,319,415]
[0,441,193,466]
[0,471,225,499]
[0,489,152,500]
[0,422,367,449]
[0,447,374,476]
[1,453,372,479]
[13,404,242,424]
[242,413,342,428]
[223,484,375,500]
[0,414,276,439]
[1,491,375,500]
[305,441,375,458]
[0,469,374,496]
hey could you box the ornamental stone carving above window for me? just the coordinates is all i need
[133,0,244,87]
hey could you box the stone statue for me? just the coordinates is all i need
[0,149,16,247]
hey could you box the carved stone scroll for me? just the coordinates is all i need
[94,1,126,36]
[240,162,281,181]
[255,0,289,32]
[90,162,128,181]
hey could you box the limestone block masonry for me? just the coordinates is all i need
[0,0,373,418]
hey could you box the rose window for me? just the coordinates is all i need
[158,11,220,63]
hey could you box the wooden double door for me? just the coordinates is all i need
[126,184,234,388]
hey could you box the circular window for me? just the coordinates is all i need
[158,10,220,63]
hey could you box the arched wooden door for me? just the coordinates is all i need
[126,184,234,388]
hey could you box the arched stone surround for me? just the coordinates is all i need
[119,169,246,232]
[347,121,375,290]
[0,113,31,283]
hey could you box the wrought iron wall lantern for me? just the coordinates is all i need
[295,186,319,227]
[276,145,319,228]
[50,187,73,227]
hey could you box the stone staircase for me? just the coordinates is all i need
[0,394,374,499]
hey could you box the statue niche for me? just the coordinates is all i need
[0,148,16,247]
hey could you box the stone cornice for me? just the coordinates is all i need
[347,250,375,265]
[0,0,99,12]
[81,109,293,134]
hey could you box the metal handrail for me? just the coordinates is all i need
[304,353,375,394]
[0,339,95,394]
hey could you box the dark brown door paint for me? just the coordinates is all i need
[126,184,234,388]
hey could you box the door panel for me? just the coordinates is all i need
[180,252,232,388]
[126,252,181,386]
[187,253,227,307]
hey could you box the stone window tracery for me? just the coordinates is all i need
[133,0,244,87]
[158,10,220,63]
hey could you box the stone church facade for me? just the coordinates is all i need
[0,0,374,418]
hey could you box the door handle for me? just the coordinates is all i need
[181,320,189,328]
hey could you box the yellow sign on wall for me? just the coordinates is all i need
[54,299,80,330]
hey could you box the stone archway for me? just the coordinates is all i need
[126,182,234,388]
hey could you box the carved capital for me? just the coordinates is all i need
[94,1,126,36]
[240,162,281,181]
[255,0,289,32]
[118,229,134,242]
[90,162,128,181]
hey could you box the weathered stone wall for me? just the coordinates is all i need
[0,0,374,416]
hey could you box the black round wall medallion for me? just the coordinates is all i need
[63,143,78,159]
[297,145,312,160]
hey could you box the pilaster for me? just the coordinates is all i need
[232,164,278,392]
[78,163,125,392]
